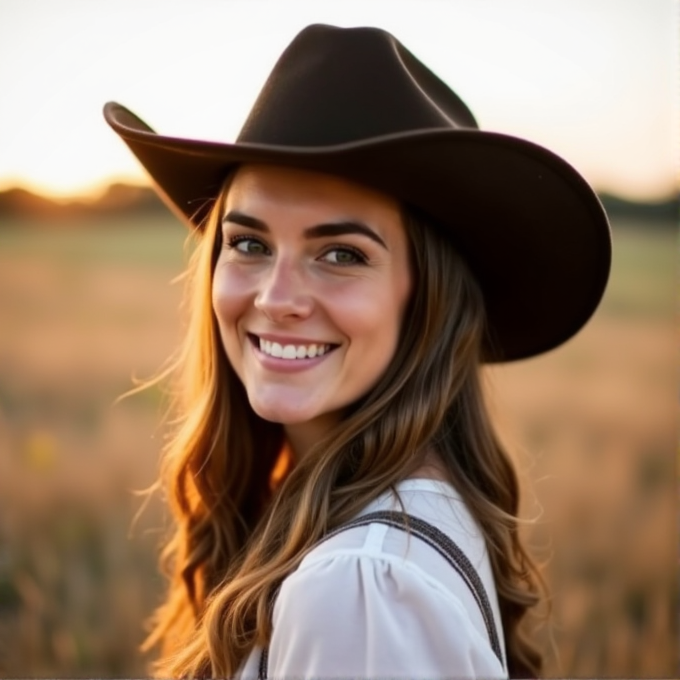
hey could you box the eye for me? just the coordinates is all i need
[226,235,270,256]
[320,246,367,266]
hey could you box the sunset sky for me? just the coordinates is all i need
[0,0,677,200]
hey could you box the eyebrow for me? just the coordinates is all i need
[222,210,388,249]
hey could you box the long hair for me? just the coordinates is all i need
[143,177,545,678]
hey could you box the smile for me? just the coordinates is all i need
[248,334,337,360]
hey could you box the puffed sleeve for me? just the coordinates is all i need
[267,552,507,679]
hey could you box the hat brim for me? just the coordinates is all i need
[104,102,611,363]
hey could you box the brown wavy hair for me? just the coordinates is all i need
[141,172,545,678]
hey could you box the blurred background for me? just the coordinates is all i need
[0,0,677,676]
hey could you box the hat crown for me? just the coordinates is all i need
[237,24,478,147]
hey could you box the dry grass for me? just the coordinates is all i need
[0,215,676,677]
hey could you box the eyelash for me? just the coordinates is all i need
[224,235,368,266]
[225,234,269,255]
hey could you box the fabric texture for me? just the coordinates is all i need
[236,478,508,679]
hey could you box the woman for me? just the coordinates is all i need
[104,24,610,679]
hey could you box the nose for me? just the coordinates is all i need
[254,256,314,321]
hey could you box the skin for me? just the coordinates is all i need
[212,164,413,461]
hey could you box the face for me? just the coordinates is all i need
[212,164,412,442]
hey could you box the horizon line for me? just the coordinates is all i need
[0,177,677,206]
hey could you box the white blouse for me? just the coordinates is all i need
[236,478,508,679]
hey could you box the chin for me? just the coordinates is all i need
[248,397,318,425]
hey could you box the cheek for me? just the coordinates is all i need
[364,266,412,364]
[335,276,409,357]
[211,266,251,339]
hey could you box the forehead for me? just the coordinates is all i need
[223,164,403,224]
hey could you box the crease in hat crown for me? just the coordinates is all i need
[235,24,479,149]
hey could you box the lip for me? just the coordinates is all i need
[248,336,337,373]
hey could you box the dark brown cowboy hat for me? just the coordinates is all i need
[104,23,611,363]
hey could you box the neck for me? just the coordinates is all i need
[406,448,450,483]
[284,413,340,463]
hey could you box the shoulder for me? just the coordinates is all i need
[267,480,507,678]
[270,540,504,678]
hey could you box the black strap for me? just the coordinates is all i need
[258,510,503,678]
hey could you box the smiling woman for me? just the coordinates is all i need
[214,166,411,454]
[103,23,611,679]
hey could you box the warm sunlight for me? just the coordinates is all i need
[0,0,677,200]
[1,3,677,678]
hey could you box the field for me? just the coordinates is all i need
[0,213,677,676]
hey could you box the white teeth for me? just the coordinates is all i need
[256,337,331,360]
[282,345,297,359]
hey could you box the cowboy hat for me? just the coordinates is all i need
[103,23,611,363]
